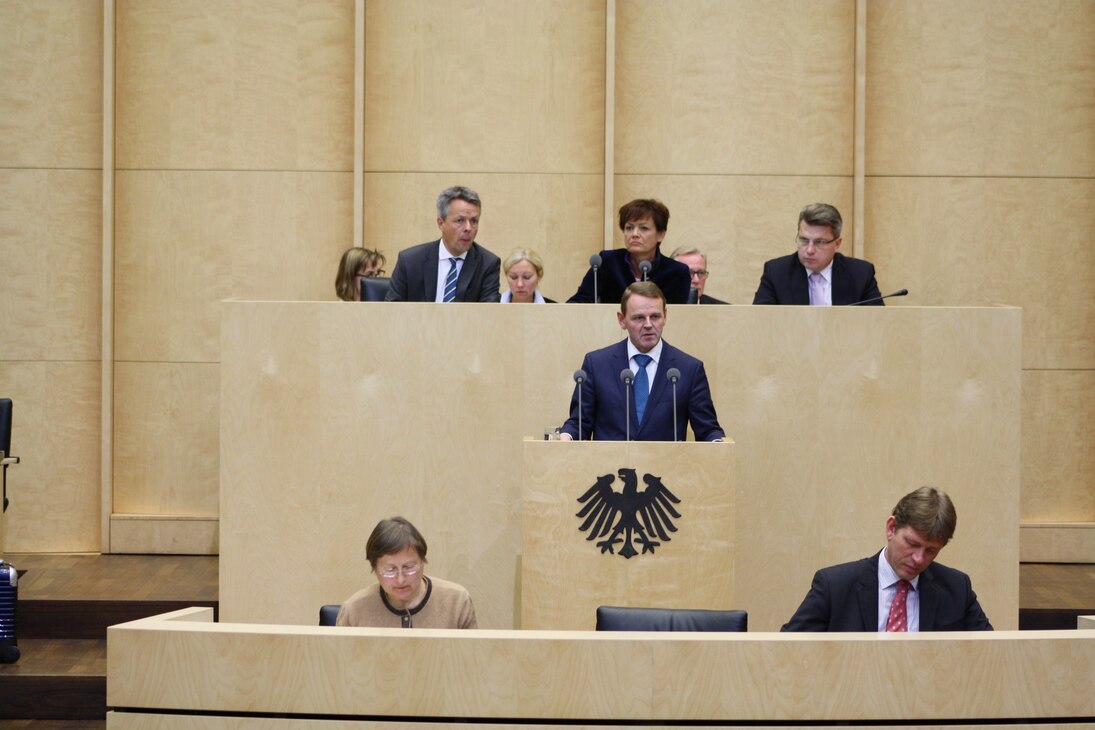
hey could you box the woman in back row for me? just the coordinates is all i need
[501,247,553,303]
[335,246,386,302]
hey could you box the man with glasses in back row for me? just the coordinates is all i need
[671,246,728,304]
[753,203,883,306]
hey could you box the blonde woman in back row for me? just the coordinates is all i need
[501,248,553,303]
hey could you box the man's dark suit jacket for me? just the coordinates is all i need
[752,252,883,306]
[699,293,729,305]
[781,555,993,632]
[560,339,724,442]
[385,240,501,302]
[567,249,691,305]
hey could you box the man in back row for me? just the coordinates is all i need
[671,246,728,304]
[386,186,501,302]
[782,485,992,632]
[753,203,882,306]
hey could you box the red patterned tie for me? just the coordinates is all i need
[886,579,911,632]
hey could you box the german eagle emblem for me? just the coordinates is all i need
[575,468,681,559]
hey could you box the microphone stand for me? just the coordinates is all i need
[666,368,681,442]
[619,369,634,442]
[847,289,909,306]
[573,370,586,441]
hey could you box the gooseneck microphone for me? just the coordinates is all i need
[687,287,699,305]
[619,368,634,441]
[666,367,681,442]
[589,254,602,304]
[573,369,587,440]
[847,288,909,306]
[639,259,652,281]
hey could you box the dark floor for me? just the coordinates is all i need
[4,552,218,602]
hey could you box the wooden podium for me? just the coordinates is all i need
[521,440,735,630]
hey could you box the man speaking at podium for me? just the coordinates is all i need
[558,282,724,442]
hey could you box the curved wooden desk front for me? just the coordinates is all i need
[107,607,1094,727]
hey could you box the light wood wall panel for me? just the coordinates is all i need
[363,172,603,304]
[363,0,605,173]
[115,0,355,172]
[114,170,353,363]
[1022,370,1095,522]
[0,0,102,169]
[867,0,1095,177]
[615,0,854,175]
[113,362,219,516]
[0,362,100,552]
[0,170,101,361]
[614,174,855,305]
[0,2,102,554]
[865,177,1095,369]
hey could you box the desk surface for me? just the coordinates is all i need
[108,608,1094,726]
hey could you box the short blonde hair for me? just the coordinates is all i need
[502,248,545,278]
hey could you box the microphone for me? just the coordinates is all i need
[687,287,699,305]
[666,368,681,442]
[619,368,634,441]
[589,254,602,304]
[573,369,587,440]
[639,259,652,281]
[846,288,909,306]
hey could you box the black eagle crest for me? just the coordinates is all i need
[575,468,681,559]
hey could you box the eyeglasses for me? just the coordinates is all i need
[688,269,708,279]
[796,236,836,249]
[378,563,420,580]
[357,270,386,278]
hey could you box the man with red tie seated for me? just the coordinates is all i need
[558,282,725,442]
[782,486,993,632]
[753,202,883,306]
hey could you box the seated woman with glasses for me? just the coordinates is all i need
[336,516,478,629]
[335,246,386,302]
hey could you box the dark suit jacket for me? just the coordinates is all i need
[560,340,724,442]
[385,240,501,302]
[752,252,882,306]
[567,249,691,305]
[699,293,729,305]
[781,555,993,632]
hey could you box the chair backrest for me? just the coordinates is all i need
[596,605,747,632]
[319,604,341,626]
[359,276,392,302]
[0,399,11,457]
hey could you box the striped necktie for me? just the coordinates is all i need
[443,257,459,302]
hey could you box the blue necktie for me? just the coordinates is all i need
[443,258,459,302]
[633,354,652,422]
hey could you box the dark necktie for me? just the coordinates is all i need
[633,354,652,422]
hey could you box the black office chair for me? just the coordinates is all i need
[359,276,392,302]
[0,399,18,513]
[319,604,341,626]
[596,605,747,632]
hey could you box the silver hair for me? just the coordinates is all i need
[437,186,482,220]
